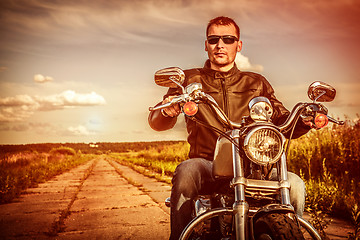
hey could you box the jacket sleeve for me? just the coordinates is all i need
[148,102,178,131]
[148,87,182,131]
[261,76,311,139]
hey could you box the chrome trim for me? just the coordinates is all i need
[249,97,273,122]
[308,81,336,102]
[278,153,291,206]
[154,67,185,89]
[298,216,322,240]
[206,94,242,128]
[231,177,290,191]
[185,82,202,95]
[278,103,307,132]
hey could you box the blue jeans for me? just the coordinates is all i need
[169,158,306,240]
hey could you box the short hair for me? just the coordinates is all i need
[206,16,240,39]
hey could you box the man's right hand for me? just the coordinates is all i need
[161,96,181,117]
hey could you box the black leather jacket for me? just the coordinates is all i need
[149,61,309,160]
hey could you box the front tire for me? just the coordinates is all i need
[254,213,305,240]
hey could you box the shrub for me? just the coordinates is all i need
[49,147,76,156]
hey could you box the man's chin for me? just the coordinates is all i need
[213,61,230,68]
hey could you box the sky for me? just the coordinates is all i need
[0,0,360,144]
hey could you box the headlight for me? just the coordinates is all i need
[244,126,284,165]
[249,97,273,122]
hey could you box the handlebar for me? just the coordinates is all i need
[149,90,344,131]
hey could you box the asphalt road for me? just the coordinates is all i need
[0,156,354,239]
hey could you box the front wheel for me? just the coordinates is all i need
[254,213,305,240]
[180,208,234,240]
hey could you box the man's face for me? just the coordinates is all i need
[205,24,242,72]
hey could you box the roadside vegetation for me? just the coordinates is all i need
[0,147,93,204]
[288,118,360,239]
[110,141,190,184]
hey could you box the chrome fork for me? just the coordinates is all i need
[230,129,249,240]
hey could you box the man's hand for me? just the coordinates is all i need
[301,115,315,128]
[161,96,181,117]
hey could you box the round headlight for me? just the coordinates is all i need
[244,126,284,165]
[249,97,273,122]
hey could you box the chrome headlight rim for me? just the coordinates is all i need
[243,126,285,166]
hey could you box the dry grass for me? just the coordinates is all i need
[0,147,93,203]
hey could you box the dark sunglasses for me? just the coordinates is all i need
[207,35,239,45]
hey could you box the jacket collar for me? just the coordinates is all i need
[202,60,240,79]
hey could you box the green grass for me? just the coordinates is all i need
[0,147,93,204]
[111,141,189,177]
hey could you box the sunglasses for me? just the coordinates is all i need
[207,35,239,45]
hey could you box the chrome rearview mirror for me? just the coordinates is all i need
[154,67,185,88]
[308,81,336,102]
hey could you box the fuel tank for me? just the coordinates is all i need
[213,136,234,177]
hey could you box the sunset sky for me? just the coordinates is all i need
[1,0,359,144]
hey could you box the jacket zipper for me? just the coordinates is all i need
[221,78,229,117]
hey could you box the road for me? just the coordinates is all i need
[0,157,171,239]
[0,156,354,239]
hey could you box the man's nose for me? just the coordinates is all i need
[216,39,226,48]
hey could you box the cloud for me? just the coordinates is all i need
[0,122,55,132]
[35,90,106,110]
[34,74,53,83]
[0,90,106,122]
[235,54,264,72]
[1,0,359,44]
[0,0,259,49]
[67,125,94,136]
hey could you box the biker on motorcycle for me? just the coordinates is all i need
[148,16,312,240]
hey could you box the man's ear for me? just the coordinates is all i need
[237,40,243,52]
[205,40,208,52]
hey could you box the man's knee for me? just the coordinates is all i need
[172,158,211,195]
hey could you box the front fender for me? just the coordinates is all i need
[252,204,295,220]
[298,216,322,240]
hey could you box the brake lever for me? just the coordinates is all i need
[149,95,184,111]
[327,116,345,125]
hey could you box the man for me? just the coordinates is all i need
[149,16,309,240]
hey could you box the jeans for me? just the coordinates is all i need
[169,158,306,240]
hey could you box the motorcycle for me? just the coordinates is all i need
[149,67,344,240]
